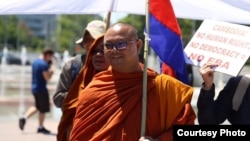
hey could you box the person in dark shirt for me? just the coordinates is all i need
[19,47,54,134]
[197,62,250,124]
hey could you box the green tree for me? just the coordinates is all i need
[0,15,45,51]
[56,14,103,55]
[0,16,19,50]
[178,19,202,47]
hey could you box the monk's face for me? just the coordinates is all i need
[104,24,142,73]
[91,38,109,71]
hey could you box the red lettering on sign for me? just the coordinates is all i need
[207,57,229,69]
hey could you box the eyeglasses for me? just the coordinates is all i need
[91,45,104,55]
[104,40,138,50]
[91,48,104,55]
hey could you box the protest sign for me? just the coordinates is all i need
[184,19,250,76]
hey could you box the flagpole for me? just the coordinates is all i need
[105,11,111,30]
[141,0,150,137]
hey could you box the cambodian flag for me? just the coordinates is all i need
[149,0,189,84]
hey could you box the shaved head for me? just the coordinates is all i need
[105,23,138,40]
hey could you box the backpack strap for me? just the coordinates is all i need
[232,75,250,111]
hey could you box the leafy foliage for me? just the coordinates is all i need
[1,14,249,64]
[56,14,103,55]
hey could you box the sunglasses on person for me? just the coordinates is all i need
[91,44,104,55]
[91,47,104,55]
[104,40,138,51]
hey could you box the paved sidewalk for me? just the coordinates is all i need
[0,118,59,141]
[0,96,62,141]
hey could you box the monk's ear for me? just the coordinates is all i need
[136,39,143,54]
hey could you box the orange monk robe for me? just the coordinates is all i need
[70,64,196,141]
[57,35,104,141]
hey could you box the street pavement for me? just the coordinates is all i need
[1,118,59,141]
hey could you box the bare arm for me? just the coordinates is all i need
[43,69,54,81]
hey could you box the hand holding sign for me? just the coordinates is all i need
[199,62,219,90]
[184,19,250,76]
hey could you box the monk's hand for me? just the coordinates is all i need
[139,136,160,141]
[199,62,218,90]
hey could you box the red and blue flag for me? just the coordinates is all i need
[149,0,189,84]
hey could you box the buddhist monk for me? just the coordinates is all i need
[57,35,109,141]
[70,22,196,141]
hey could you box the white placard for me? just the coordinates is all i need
[184,19,250,76]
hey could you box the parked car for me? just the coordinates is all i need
[0,52,30,65]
